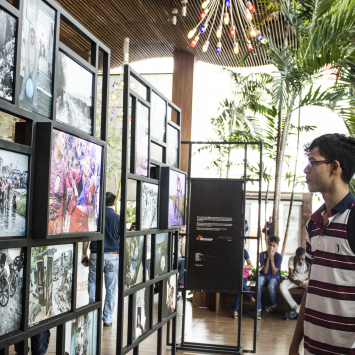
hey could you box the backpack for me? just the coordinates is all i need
[306,205,355,253]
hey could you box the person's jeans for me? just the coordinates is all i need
[257,274,279,311]
[14,330,50,355]
[234,278,254,312]
[280,279,307,312]
[178,257,185,285]
[88,253,119,324]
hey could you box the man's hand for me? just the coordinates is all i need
[267,248,275,258]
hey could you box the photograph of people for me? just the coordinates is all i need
[124,236,144,289]
[141,182,158,229]
[168,170,186,226]
[0,149,28,237]
[0,9,16,101]
[166,275,176,315]
[19,0,55,117]
[155,233,168,277]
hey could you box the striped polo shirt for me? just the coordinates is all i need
[305,191,355,355]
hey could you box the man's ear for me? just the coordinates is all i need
[331,160,342,175]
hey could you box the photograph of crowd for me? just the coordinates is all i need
[0,248,24,336]
[0,9,16,102]
[141,182,158,230]
[150,92,166,142]
[29,244,73,326]
[56,52,93,134]
[0,149,28,238]
[166,125,178,168]
[48,129,102,235]
[65,309,98,355]
[19,0,55,117]
[164,275,176,318]
[135,102,149,176]
[133,286,150,341]
[168,170,186,226]
[124,236,144,290]
[155,233,169,277]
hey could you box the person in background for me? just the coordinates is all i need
[280,247,309,320]
[233,246,255,318]
[245,220,249,235]
[257,235,282,319]
[82,192,120,327]
[262,216,273,241]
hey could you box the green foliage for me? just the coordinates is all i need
[16,195,27,217]
[31,246,47,265]
[248,267,288,281]
[126,201,136,224]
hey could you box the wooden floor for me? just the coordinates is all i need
[9,295,304,355]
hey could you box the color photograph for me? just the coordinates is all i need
[65,309,98,355]
[168,170,186,226]
[165,275,176,317]
[166,125,178,168]
[0,149,28,238]
[0,248,24,336]
[48,129,102,235]
[150,92,166,142]
[19,0,55,117]
[56,52,93,134]
[133,286,150,341]
[141,182,158,230]
[124,236,144,290]
[0,9,16,102]
[135,102,149,176]
[155,233,169,277]
[146,234,151,280]
[29,244,73,326]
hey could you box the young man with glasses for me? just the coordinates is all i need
[289,134,355,355]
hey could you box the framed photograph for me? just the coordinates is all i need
[135,102,149,176]
[154,233,169,277]
[166,125,179,168]
[150,92,166,142]
[146,234,151,280]
[168,169,186,227]
[19,0,55,117]
[0,149,29,238]
[124,236,144,290]
[0,8,16,102]
[29,244,73,326]
[56,52,93,134]
[163,275,176,318]
[141,182,158,230]
[133,286,150,341]
[48,129,102,235]
[65,309,98,355]
[0,248,25,337]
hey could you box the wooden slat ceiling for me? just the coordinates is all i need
[56,0,291,68]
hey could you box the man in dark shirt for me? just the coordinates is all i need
[82,192,120,326]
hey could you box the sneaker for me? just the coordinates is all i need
[103,322,112,327]
[233,311,238,319]
[285,310,298,320]
[264,305,276,314]
[257,310,262,319]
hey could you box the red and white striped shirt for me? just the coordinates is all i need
[305,192,355,355]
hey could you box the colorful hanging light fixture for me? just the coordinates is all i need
[187,0,264,55]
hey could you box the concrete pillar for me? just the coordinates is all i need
[172,52,196,174]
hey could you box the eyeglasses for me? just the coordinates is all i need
[306,160,333,168]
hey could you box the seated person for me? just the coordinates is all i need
[233,248,255,318]
[280,247,309,319]
[257,235,282,319]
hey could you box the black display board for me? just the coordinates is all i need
[186,179,244,292]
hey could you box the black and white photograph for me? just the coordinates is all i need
[65,309,98,355]
[150,92,166,142]
[124,236,144,290]
[164,275,176,318]
[56,52,93,134]
[29,244,73,326]
[166,125,179,168]
[141,182,158,230]
[48,129,102,235]
[19,0,55,117]
[0,149,29,238]
[135,102,149,176]
[155,233,169,277]
[0,8,16,102]
[0,248,24,337]
[133,286,150,341]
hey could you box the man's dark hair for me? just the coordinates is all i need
[304,134,355,184]
[106,192,116,206]
[295,247,305,256]
[269,235,280,244]
[1,253,6,264]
